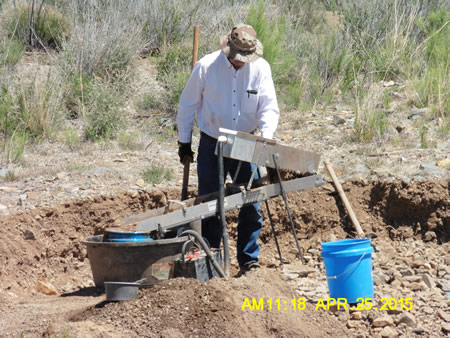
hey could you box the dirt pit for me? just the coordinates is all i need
[0,180,449,336]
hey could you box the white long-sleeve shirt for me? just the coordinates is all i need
[177,50,280,143]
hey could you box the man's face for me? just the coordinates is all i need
[228,57,245,70]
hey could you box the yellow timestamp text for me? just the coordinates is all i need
[241,297,413,311]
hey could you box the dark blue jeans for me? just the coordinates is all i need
[197,134,262,267]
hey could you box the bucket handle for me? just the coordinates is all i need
[326,252,366,280]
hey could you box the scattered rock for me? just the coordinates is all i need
[419,162,440,173]
[338,311,350,322]
[36,280,58,295]
[403,275,421,283]
[136,179,146,188]
[436,158,450,167]
[439,281,450,293]
[422,307,434,315]
[281,135,293,141]
[412,327,426,334]
[399,268,414,277]
[373,315,394,327]
[282,264,317,278]
[332,115,346,126]
[346,320,358,329]
[442,323,450,334]
[24,229,36,240]
[421,273,435,289]
[437,309,450,322]
[423,231,437,242]
[396,312,416,327]
[374,272,389,285]
[351,311,363,320]
[380,326,397,338]
[408,282,423,291]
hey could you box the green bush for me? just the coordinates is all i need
[414,9,449,116]
[353,109,388,142]
[4,3,71,49]
[0,74,64,143]
[63,71,93,119]
[0,38,25,67]
[61,1,143,80]
[84,83,124,141]
[118,132,144,151]
[142,166,172,184]
[156,45,192,114]
[142,0,202,51]
[246,0,295,85]
[15,76,63,139]
[63,127,81,151]
[5,131,28,164]
[137,93,162,113]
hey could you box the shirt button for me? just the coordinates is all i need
[233,90,236,92]
[233,104,235,106]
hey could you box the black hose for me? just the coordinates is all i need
[218,141,230,276]
[180,230,226,278]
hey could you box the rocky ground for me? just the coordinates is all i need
[0,54,449,337]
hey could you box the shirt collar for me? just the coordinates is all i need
[220,51,247,71]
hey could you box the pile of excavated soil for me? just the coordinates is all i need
[71,270,346,337]
[0,180,448,336]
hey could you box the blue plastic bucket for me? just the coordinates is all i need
[103,230,153,242]
[321,238,374,303]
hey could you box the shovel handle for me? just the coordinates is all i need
[181,156,192,201]
[324,160,364,237]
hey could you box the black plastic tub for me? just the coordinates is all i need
[83,235,188,288]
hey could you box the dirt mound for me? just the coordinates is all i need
[71,269,346,337]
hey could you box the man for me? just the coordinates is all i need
[176,24,280,271]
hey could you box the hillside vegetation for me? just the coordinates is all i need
[0,0,448,170]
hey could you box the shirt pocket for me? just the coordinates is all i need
[241,91,259,114]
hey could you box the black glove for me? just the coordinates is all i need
[178,141,194,164]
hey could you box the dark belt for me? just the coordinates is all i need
[200,131,217,142]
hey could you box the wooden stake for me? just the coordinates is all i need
[324,160,365,237]
[181,25,200,202]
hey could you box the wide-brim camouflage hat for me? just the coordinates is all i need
[220,24,263,63]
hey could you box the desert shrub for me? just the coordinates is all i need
[142,165,172,184]
[353,109,388,142]
[0,73,65,143]
[137,93,163,114]
[63,71,93,119]
[246,0,296,85]
[61,0,143,80]
[14,74,64,139]
[118,132,144,151]
[156,44,192,114]
[414,9,449,116]
[2,168,19,181]
[4,2,71,49]
[0,84,29,164]
[141,0,203,51]
[62,127,80,151]
[84,83,124,141]
[4,131,28,163]
[0,38,25,67]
